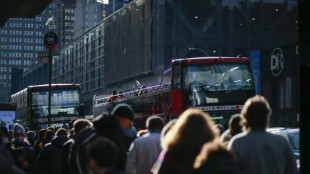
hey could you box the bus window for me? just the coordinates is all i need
[172,65,182,90]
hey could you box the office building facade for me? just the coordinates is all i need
[74,0,105,39]
[0,0,76,102]
[55,0,298,125]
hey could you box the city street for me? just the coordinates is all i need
[0,0,309,174]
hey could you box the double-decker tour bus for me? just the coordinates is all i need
[11,84,85,129]
[93,57,256,128]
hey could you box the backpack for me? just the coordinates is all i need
[69,127,97,174]
[69,115,127,174]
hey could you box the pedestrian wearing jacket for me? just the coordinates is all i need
[227,95,298,174]
[11,123,36,174]
[36,128,68,174]
[126,115,165,174]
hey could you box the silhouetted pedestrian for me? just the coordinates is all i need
[126,115,165,174]
[11,123,36,174]
[151,109,219,174]
[221,114,242,146]
[227,95,298,174]
[191,140,244,174]
[86,137,125,174]
[26,131,36,147]
[42,129,54,147]
[36,128,68,174]
[62,119,93,174]
[70,103,135,174]
[34,129,46,156]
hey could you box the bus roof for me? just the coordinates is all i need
[172,57,249,64]
[27,84,81,90]
[11,84,81,97]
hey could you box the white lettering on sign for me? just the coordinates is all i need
[271,48,284,76]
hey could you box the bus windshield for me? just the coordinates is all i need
[183,63,255,106]
[31,89,81,117]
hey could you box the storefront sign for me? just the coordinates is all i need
[271,48,284,76]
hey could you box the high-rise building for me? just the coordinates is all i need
[0,0,76,102]
[105,0,133,16]
[73,0,105,39]
[73,0,134,39]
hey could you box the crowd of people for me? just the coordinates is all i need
[0,95,298,174]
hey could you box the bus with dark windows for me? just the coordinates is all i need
[11,84,85,130]
[93,57,256,129]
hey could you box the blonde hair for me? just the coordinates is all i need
[162,108,219,156]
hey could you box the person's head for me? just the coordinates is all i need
[55,128,67,137]
[38,129,47,139]
[12,123,25,138]
[73,119,93,135]
[86,137,119,174]
[26,131,36,141]
[46,126,55,133]
[241,95,272,131]
[112,103,134,130]
[146,115,165,131]
[112,90,117,95]
[229,114,242,136]
[193,139,233,170]
[12,123,25,143]
[162,108,219,156]
[44,129,55,141]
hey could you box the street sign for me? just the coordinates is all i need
[44,31,58,51]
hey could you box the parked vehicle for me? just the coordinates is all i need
[267,127,300,169]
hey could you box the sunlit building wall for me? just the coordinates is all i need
[53,0,298,119]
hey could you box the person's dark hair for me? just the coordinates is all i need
[46,126,55,133]
[112,90,117,95]
[73,119,93,134]
[38,129,47,139]
[26,131,36,140]
[55,128,67,136]
[241,95,272,131]
[86,137,119,169]
[111,103,134,121]
[146,115,165,131]
[44,130,54,141]
[229,114,242,136]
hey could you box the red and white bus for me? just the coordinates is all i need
[93,57,256,128]
[11,84,85,129]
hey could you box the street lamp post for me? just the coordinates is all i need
[44,32,58,126]
[189,47,210,56]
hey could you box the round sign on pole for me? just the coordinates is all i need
[44,31,58,51]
